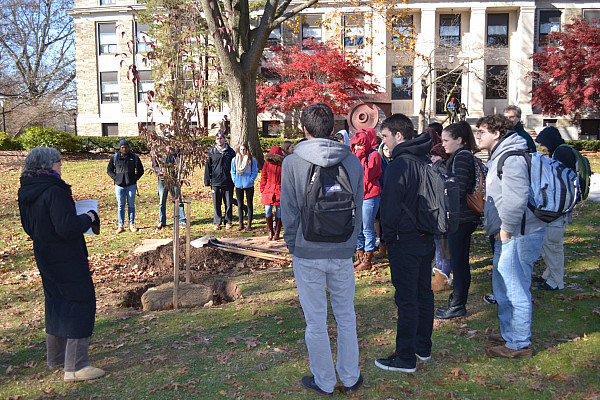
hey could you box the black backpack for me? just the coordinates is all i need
[400,155,460,236]
[301,161,356,242]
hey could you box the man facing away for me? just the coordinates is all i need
[153,149,186,231]
[475,114,546,358]
[281,103,364,396]
[503,105,536,152]
[107,139,144,234]
[376,113,435,373]
[204,132,236,230]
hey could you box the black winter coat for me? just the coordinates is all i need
[204,145,235,187]
[107,152,144,187]
[18,175,96,338]
[447,149,481,224]
[381,132,433,242]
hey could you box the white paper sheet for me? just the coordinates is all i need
[75,199,98,235]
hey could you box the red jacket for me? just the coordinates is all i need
[351,130,382,200]
[260,146,284,205]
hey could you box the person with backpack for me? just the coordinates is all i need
[533,127,577,291]
[152,149,186,231]
[107,139,144,234]
[475,114,546,359]
[204,132,236,230]
[260,146,285,240]
[434,123,482,319]
[281,103,364,396]
[376,113,435,373]
[230,142,258,231]
[350,129,382,271]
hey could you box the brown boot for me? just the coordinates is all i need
[245,219,252,232]
[431,268,451,293]
[353,250,365,267]
[354,251,373,272]
[274,217,282,240]
[375,242,387,258]
[266,216,274,240]
[238,219,244,231]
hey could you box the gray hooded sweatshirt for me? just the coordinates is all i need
[281,138,364,259]
[484,131,546,237]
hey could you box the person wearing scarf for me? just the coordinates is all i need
[231,142,258,231]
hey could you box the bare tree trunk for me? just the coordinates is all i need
[418,78,429,134]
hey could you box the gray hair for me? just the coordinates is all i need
[503,105,521,119]
[21,147,62,178]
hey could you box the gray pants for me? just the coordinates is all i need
[292,256,360,393]
[46,334,90,372]
[541,214,569,289]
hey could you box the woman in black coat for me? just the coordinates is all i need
[18,147,104,382]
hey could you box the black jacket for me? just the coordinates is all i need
[447,148,481,224]
[381,132,432,242]
[535,128,577,170]
[204,145,235,187]
[18,175,96,338]
[107,152,144,187]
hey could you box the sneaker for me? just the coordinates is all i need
[64,366,105,382]
[300,376,332,397]
[343,373,363,393]
[416,353,431,361]
[179,221,187,229]
[129,225,138,232]
[374,351,416,373]
[486,333,505,343]
[213,224,221,230]
[536,282,559,291]
[225,223,232,230]
[533,276,545,284]
[487,345,532,359]
[483,294,498,305]
[115,226,125,234]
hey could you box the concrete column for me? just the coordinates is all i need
[370,11,387,88]
[414,7,436,121]
[467,7,486,117]
[512,6,535,114]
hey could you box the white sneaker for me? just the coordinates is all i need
[64,366,105,382]
[115,226,125,234]
[129,225,138,232]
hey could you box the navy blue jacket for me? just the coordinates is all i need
[107,151,144,187]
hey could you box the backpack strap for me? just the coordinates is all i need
[496,150,531,179]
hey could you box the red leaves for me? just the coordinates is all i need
[531,18,600,117]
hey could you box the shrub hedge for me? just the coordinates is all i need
[0,132,22,150]
[566,140,600,152]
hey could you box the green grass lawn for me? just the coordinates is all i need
[0,152,599,399]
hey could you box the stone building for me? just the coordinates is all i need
[70,0,600,139]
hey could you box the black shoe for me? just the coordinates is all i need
[483,294,498,305]
[374,351,416,373]
[343,373,363,393]
[435,305,467,319]
[533,276,545,284]
[300,376,332,397]
[536,282,558,291]
[416,352,431,361]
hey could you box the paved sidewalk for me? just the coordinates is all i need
[588,172,600,203]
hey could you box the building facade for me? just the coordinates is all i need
[70,1,600,139]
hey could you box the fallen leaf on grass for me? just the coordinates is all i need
[547,373,571,381]
[527,381,544,391]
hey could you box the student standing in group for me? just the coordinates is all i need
[231,142,258,231]
[476,114,545,358]
[153,150,186,231]
[350,129,382,271]
[435,123,481,319]
[204,132,236,230]
[281,103,364,396]
[503,105,536,152]
[260,146,285,240]
[376,114,435,373]
[107,139,144,233]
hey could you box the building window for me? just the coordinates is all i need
[100,0,115,4]
[268,27,281,47]
[302,16,322,43]
[440,14,461,47]
[391,66,413,100]
[485,65,508,99]
[539,10,561,46]
[137,70,153,102]
[344,14,364,48]
[583,9,600,26]
[136,23,153,53]
[102,123,119,137]
[100,72,119,103]
[139,122,156,133]
[391,15,414,48]
[98,23,117,54]
[487,14,508,47]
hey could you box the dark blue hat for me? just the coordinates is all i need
[119,139,130,147]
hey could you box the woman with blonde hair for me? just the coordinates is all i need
[231,142,258,231]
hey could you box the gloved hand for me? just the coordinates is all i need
[87,210,101,235]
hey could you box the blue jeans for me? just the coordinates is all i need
[264,205,280,219]
[292,256,360,393]
[115,184,136,226]
[356,196,380,252]
[492,229,545,350]
[158,179,185,226]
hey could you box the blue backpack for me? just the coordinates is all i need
[497,151,578,223]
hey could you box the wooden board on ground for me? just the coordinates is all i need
[218,235,289,253]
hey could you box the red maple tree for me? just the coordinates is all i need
[256,40,381,119]
[531,17,600,118]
